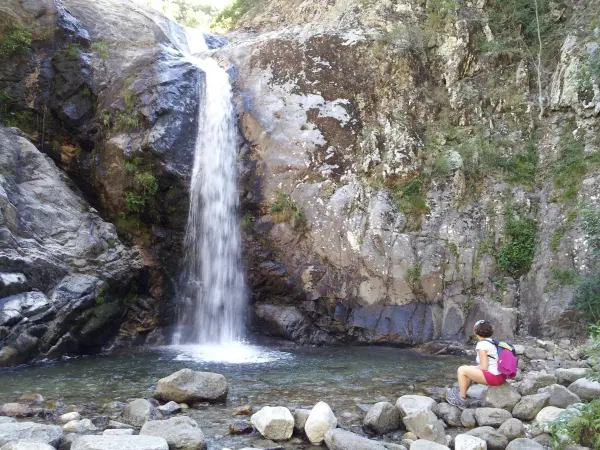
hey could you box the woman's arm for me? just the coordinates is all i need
[478,349,489,371]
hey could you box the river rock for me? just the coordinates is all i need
[523,347,548,360]
[71,435,169,450]
[324,428,387,450]
[402,409,445,445]
[103,429,135,436]
[364,402,400,435]
[107,421,129,429]
[157,402,181,415]
[229,420,253,435]
[140,416,206,450]
[0,440,55,450]
[232,405,252,416]
[121,399,162,428]
[251,406,294,441]
[437,403,461,427]
[0,423,63,447]
[498,418,525,441]
[505,438,544,450]
[567,378,600,401]
[466,385,488,400]
[62,419,97,434]
[511,393,550,421]
[555,368,593,385]
[461,409,477,428]
[16,395,44,406]
[59,413,81,423]
[305,402,337,444]
[518,372,557,395]
[538,384,580,408]
[454,434,487,450]
[466,426,508,450]
[154,369,227,404]
[410,440,450,450]
[292,409,311,432]
[484,384,521,410]
[0,404,34,418]
[535,406,564,432]
[395,396,438,417]
[474,408,512,427]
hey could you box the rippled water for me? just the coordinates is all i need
[0,344,465,449]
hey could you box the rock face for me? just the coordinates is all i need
[0,422,63,447]
[324,428,387,450]
[140,417,207,450]
[71,435,169,450]
[250,406,294,441]
[363,402,400,435]
[304,402,337,444]
[154,369,228,404]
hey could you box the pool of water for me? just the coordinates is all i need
[0,343,465,449]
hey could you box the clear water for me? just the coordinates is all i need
[175,34,246,344]
[0,344,464,449]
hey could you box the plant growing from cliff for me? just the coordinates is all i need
[126,192,146,214]
[496,209,537,277]
[389,174,430,231]
[135,172,159,197]
[91,41,110,60]
[56,43,81,60]
[241,213,254,230]
[406,264,426,297]
[573,272,600,324]
[270,191,306,229]
[549,267,577,290]
[0,23,32,57]
[552,209,578,252]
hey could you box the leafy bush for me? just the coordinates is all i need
[406,264,425,296]
[212,0,256,30]
[56,43,81,60]
[573,272,600,324]
[0,24,32,57]
[90,41,109,60]
[549,400,600,449]
[390,175,430,230]
[497,210,537,277]
[135,172,159,197]
[270,191,306,229]
[126,192,146,214]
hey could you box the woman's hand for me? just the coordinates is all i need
[478,349,489,371]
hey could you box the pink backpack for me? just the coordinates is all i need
[486,339,518,379]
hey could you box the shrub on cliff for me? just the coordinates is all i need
[0,23,32,57]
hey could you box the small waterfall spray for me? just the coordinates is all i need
[174,33,246,345]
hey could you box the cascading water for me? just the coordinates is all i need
[174,32,246,345]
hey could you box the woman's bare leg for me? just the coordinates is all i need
[457,365,488,398]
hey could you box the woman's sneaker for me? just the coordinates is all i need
[445,387,468,410]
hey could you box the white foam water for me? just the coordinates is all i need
[170,343,292,364]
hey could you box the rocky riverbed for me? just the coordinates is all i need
[0,338,598,450]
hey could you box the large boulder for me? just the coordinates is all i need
[363,402,400,435]
[454,434,487,450]
[292,409,311,433]
[473,408,512,427]
[555,368,593,385]
[140,416,206,450]
[402,409,445,445]
[250,406,294,441]
[567,378,600,401]
[511,393,550,421]
[437,403,462,427]
[324,428,387,450]
[0,405,35,418]
[395,396,438,417]
[305,401,337,444]
[0,441,55,450]
[534,406,564,432]
[518,372,557,395]
[538,384,580,409]
[461,409,477,428]
[498,418,525,441]
[0,423,63,447]
[71,435,169,450]
[484,384,521,411]
[505,438,544,450]
[410,440,450,450]
[466,427,509,450]
[121,399,162,428]
[154,369,228,404]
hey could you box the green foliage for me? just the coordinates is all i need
[389,175,430,230]
[552,210,578,252]
[90,41,109,60]
[496,209,537,277]
[549,400,600,449]
[503,139,539,189]
[126,192,146,214]
[582,208,600,255]
[425,0,459,32]
[0,23,32,57]
[406,264,425,297]
[270,191,306,229]
[241,213,253,230]
[135,172,159,197]
[114,112,140,131]
[148,0,217,28]
[573,272,600,324]
[0,91,34,129]
[550,267,577,288]
[56,43,81,60]
[212,0,256,30]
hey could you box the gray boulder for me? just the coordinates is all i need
[538,384,580,409]
[324,428,387,450]
[505,438,544,450]
[363,402,400,435]
[305,402,337,444]
[466,385,488,400]
[567,378,600,401]
[140,416,206,450]
[292,409,311,433]
[154,369,227,404]
[121,399,162,428]
[250,406,294,441]
[71,435,169,450]
[461,409,477,428]
[0,405,35,418]
[454,434,487,450]
[535,407,565,432]
[157,402,181,415]
[0,441,55,450]
[0,273,28,299]
[0,419,15,425]
[402,409,445,445]
[103,429,135,436]
[484,384,521,411]
[512,393,550,421]
[437,403,461,427]
[555,368,593,385]
[0,423,63,447]
[473,408,512,427]
[395,396,438,417]
[466,426,509,450]
[498,418,525,441]
[410,440,450,450]
[518,372,557,395]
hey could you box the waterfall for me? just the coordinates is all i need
[174,32,246,345]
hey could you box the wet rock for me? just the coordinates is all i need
[62,419,97,434]
[292,409,310,433]
[395,396,438,417]
[0,404,35,418]
[59,412,81,423]
[538,384,580,408]
[71,435,169,450]
[437,403,461,427]
[364,402,400,435]
[454,434,487,450]
[0,273,28,298]
[505,438,544,450]
[0,422,63,447]
[121,399,162,428]
[232,405,252,416]
[466,426,509,450]
[535,406,565,432]
[250,406,294,441]
[140,416,206,450]
[107,421,129,429]
[410,440,449,450]
[518,372,557,395]
[154,369,228,404]
[324,428,387,450]
[402,409,445,445]
[512,393,550,421]
[16,394,44,406]
[567,378,600,401]
[484,384,521,410]
[103,429,135,436]
[157,402,181,415]
[229,420,253,435]
[498,418,525,441]
[0,440,55,450]
[474,408,512,427]
[305,401,337,444]
[460,409,477,428]
[555,368,593,385]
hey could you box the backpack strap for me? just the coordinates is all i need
[483,338,501,360]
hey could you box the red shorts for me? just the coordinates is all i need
[482,370,506,386]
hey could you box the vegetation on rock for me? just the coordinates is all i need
[0,23,32,57]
